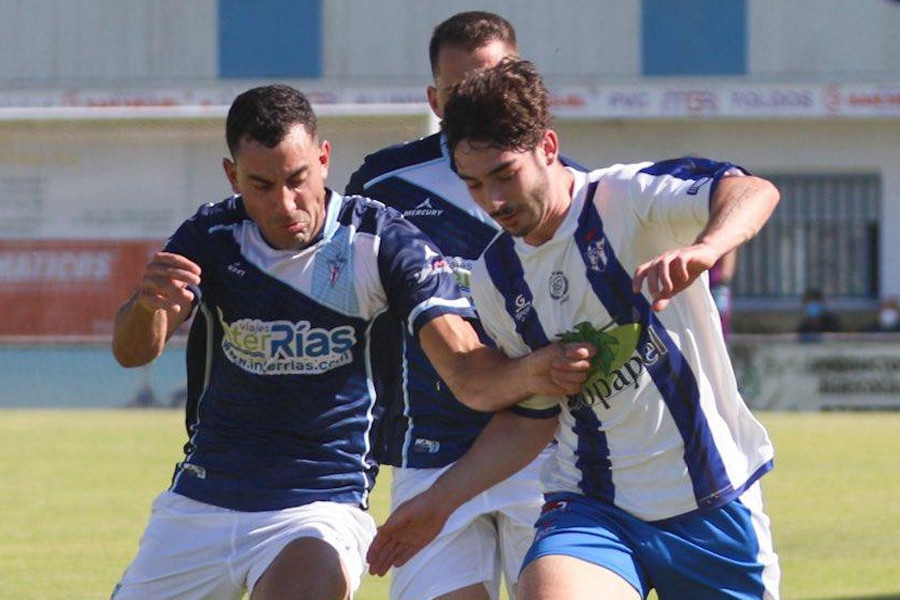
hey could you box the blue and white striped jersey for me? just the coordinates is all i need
[347,133,586,468]
[166,190,474,511]
[346,134,500,468]
[471,159,775,522]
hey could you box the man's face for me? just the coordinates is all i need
[453,138,553,243]
[429,39,514,118]
[223,124,331,251]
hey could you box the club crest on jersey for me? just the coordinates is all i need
[217,308,356,376]
[585,237,609,272]
[327,256,346,286]
[549,271,569,301]
[403,197,444,217]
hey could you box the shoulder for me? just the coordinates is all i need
[165,196,248,256]
[632,157,741,182]
[347,133,444,191]
[175,195,249,237]
[335,192,407,235]
[186,195,249,226]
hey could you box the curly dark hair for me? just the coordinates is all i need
[225,84,317,157]
[428,11,517,77]
[442,58,550,155]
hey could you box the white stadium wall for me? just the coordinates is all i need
[4,0,900,87]
[1,0,899,339]
[322,0,642,82]
[749,0,900,80]
[0,1,218,85]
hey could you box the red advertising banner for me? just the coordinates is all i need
[0,240,162,337]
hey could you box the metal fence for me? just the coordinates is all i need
[735,173,881,303]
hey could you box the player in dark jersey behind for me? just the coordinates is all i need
[346,12,585,600]
[109,83,593,600]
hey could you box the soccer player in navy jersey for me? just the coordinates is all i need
[368,60,783,600]
[110,83,593,600]
[346,12,586,600]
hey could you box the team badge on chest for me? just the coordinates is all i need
[549,271,569,301]
[585,237,608,272]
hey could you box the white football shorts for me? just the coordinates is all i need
[389,447,551,600]
[110,491,376,600]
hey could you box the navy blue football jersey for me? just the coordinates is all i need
[166,190,474,511]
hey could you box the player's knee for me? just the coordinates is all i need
[251,537,350,600]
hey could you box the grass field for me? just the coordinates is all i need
[0,410,898,600]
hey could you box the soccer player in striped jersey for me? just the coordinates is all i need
[368,60,782,600]
[109,84,593,600]
[346,12,585,600]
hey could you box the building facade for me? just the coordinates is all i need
[1,0,899,335]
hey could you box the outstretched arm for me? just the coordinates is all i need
[418,313,593,411]
[366,410,557,576]
[112,252,201,367]
[633,174,779,311]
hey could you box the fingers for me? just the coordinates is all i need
[546,343,594,393]
[562,342,595,361]
[632,249,704,312]
[366,532,405,576]
[366,526,432,576]
[135,252,202,313]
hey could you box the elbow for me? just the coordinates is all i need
[764,179,781,212]
[112,339,158,368]
[448,379,503,413]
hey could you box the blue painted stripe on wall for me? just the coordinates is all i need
[642,0,746,76]
[219,0,322,78]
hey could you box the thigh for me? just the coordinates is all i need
[111,492,244,600]
[244,501,376,599]
[391,513,501,600]
[521,497,648,598]
[250,537,349,600]
[519,555,641,600]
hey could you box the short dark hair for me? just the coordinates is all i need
[442,58,550,155]
[428,11,517,77]
[225,84,317,157]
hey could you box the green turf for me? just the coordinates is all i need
[0,410,897,599]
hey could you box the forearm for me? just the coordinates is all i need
[419,315,593,411]
[427,411,557,515]
[697,175,779,259]
[443,345,549,412]
[111,294,170,367]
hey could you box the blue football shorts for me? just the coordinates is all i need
[522,483,780,599]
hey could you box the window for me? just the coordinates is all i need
[735,173,881,303]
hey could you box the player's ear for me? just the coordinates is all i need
[222,158,240,193]
[539,130,559,166]
[427,86,442,119]
[318,140,331,180]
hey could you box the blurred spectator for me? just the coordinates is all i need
[797,288,841,335]
[709,248,737,340]
[870,295,900,333]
